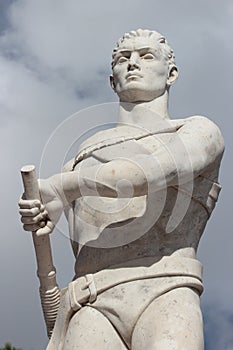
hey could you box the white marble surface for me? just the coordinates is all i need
[19,29,224,349]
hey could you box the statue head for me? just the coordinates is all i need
[110,29,178,103]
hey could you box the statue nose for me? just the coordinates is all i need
[128,57,140,71]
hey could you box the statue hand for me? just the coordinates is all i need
[19,178,64,236]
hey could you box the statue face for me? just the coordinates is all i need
[111,36,171,103]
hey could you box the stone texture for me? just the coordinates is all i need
[19,29,224,350]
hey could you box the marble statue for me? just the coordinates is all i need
[19,29,224,349]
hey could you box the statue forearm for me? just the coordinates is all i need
[49,169,119,205]
[49,155,177,204]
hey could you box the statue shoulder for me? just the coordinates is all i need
[173,115,224,148]
[178,115,221,130]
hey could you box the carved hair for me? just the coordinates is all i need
[112,29,176,69]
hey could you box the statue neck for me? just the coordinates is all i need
[117,90,170,129]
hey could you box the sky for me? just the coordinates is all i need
[0,0,232,349]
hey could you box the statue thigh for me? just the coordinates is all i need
[63,305,127,350]
[131,287,204,350]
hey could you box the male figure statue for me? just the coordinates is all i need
[19,29,224,349]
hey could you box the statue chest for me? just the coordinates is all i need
[89,132,175,161]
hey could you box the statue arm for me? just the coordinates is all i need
[49,116,224,202]
[174,116,224,177]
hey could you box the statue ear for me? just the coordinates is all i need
[167,66,178,86]
[110,75,116,92]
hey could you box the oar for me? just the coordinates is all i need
[21,165,60,338]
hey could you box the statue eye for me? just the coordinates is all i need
[117,56,129,64]
[142,53,155,60]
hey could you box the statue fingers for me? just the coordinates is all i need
[23,222,44,232]
[21,211,47,225]
[22,217,48,232]
[19,207,40,217]
[18,198,42,209]
[36,220,55,236]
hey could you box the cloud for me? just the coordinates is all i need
[203,303,233,350]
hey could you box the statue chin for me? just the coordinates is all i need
[118,87,167,104]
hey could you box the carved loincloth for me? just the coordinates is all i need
[46,256,203,350]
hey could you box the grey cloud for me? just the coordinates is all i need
[203,303,233,350]
[0,0,15,34]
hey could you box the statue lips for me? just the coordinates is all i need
[125,72,143,80]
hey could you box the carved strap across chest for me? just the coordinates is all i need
[72,125,180,170]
